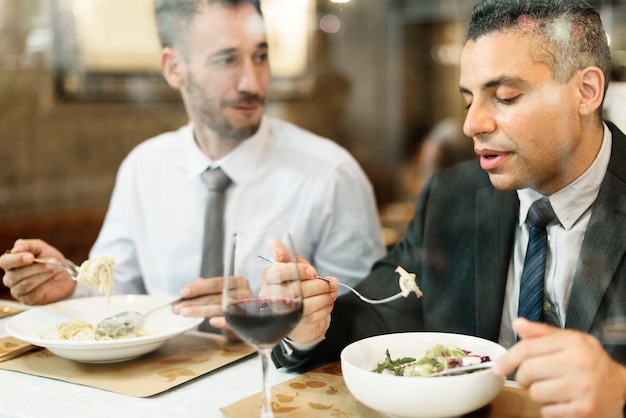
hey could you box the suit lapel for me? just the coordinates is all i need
[566,122,626,331]
[475,187,518,340]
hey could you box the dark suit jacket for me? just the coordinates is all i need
[273,121,626,373]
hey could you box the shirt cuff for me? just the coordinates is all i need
[281,314,331,355]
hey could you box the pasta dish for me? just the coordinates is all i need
[395,266,423,298]
[56,320,147,341]
[57,320,97,341]
[76,256,115,303]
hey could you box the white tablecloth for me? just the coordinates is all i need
[0,300,296,418]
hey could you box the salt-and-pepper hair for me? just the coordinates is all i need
[154,0,263,53]
[466,0,611,102]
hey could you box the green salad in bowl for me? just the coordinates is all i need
[374,343,492,377]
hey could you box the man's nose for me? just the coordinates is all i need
[463,101,496,139]
[236,59,262,93]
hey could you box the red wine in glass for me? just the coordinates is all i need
[224,298,302,347]
[222,229,303,418]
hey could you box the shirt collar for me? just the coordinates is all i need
[183,116,270,184]
[517,122,612,230]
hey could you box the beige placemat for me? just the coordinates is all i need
[220,362,542,418]
[0,332,255,397]
[0,303,25,319]
[0,336,37,362]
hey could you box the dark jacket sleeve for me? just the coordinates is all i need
[271,177,436,372]
[272,160,498,373]
[271,293,425,372]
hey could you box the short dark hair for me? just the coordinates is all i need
[154,0,263,51]
[466,0,611,99]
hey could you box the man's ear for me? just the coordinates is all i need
[577,66,605,116]
[161,47,184,89]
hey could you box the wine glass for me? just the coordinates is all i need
[222,229,303,418]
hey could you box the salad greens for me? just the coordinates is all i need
[373,343,489,377]
[372,349,416,376]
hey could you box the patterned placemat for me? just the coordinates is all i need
[0,332,255,397]
[220,362,542,418]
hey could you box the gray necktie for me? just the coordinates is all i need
[200,167,231,278]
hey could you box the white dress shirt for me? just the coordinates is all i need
[76,116,385,298]
[499,123,612,347]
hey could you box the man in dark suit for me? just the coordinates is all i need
[272,0,626,416]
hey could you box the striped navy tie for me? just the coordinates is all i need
[518,198,556,322]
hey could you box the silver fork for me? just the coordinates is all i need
[33,258,80,280]
[256,255,405,305]
[433,361,495,376]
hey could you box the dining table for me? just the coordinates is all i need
[0,299,542,418]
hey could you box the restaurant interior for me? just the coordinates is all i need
[1,0,626,301]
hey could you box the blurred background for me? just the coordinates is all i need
[1,0,626,298]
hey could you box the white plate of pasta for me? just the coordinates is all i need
[5,295,203,363]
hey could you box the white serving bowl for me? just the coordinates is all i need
[6,294,203,363]
[341,332,506,418]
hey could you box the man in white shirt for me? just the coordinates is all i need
[0,0,384,333]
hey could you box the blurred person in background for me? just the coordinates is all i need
[380,118,476,245]
[403,118,477,200]
[0,0,384,337]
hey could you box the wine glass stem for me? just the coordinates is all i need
[259,347,274,418]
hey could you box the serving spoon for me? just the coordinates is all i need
[94,297,183,340]
[256,255,409,305]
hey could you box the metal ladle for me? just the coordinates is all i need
[93,297,183,340]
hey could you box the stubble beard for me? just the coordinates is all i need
[185,75,263,141]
